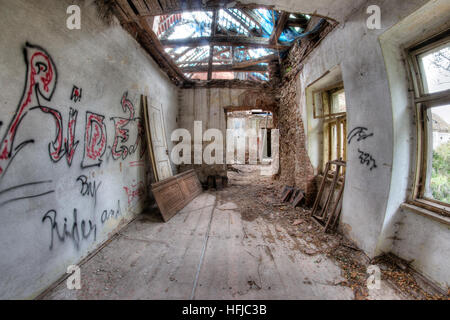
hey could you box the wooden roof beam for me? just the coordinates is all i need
[208,10,218,80]
[270,11,290,44]
[232,54,278,69]
[136,15,187,82]
[181,64,267,73]
[224,9,254,35]
[161,36,291,49]
[240,9,264,30]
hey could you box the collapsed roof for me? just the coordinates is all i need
[104,0,333,87]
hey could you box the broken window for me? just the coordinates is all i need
[408,29,450,212]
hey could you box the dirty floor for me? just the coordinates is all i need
[41,165,444,300]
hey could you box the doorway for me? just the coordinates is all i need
[225,108,276,182]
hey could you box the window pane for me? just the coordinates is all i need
[339,121,346,160]
[331,90,346,114]
[419,43,450,94]
[331,124,338,161]
[427,105,450,204]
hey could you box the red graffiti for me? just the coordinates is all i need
[65,108,79,165]
[0,43,57,177]
[129,160,145,168]
[111,92,146,161]
[123,181,145,206]
[82,112,107,168]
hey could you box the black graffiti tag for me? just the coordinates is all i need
[101,200,122,224]
[348,127,374,144]
[42,209,97,250]
[358,149,377,171]
[76,175,101,207]
[70,85,82,103]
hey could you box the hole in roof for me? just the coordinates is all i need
[152,8,313,83]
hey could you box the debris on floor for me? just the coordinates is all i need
[41,164,449,300]
[281,186,305,207]
[226,165,449,300]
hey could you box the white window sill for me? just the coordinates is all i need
[401,203,450,226]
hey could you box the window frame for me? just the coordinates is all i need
[323,115,347,172]
[406,29,450,215]
[314,83,347,173]
[312,82,347,119]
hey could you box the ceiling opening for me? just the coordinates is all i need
[153,8,311,82]
[108,1,333,87]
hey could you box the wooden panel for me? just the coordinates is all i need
[179,172,203,202]
[152,169,203,222]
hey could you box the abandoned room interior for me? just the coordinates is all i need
[0,0,449,301]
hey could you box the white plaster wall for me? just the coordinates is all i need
[297,0,430,256]
[379,0,450,290]
[0,0,178,299]
[393,209,450,290]
[298,0,449,289]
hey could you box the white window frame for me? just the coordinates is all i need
[406,29,450,215]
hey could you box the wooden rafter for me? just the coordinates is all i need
[178,58,231,65]
[213,47,232,57]
[116,0,138,20]
[107,1,332,87]
[160,36,290,49]
[232,54,278,69]
[224,9,254,35]
[270,11,290,44]
[182,79,271,89]
[131,0,151,15]
[174,47,195,61]
[181,64,267,73]
[208,10,218,80]
[240,9,264,30]
[137,15,187,80]
[110,1,187,84]
[180,48,208,66]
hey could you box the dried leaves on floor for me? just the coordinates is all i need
[222,165,449,300]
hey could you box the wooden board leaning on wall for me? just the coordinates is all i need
[141,95,203,222]
[151,170,203,222]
